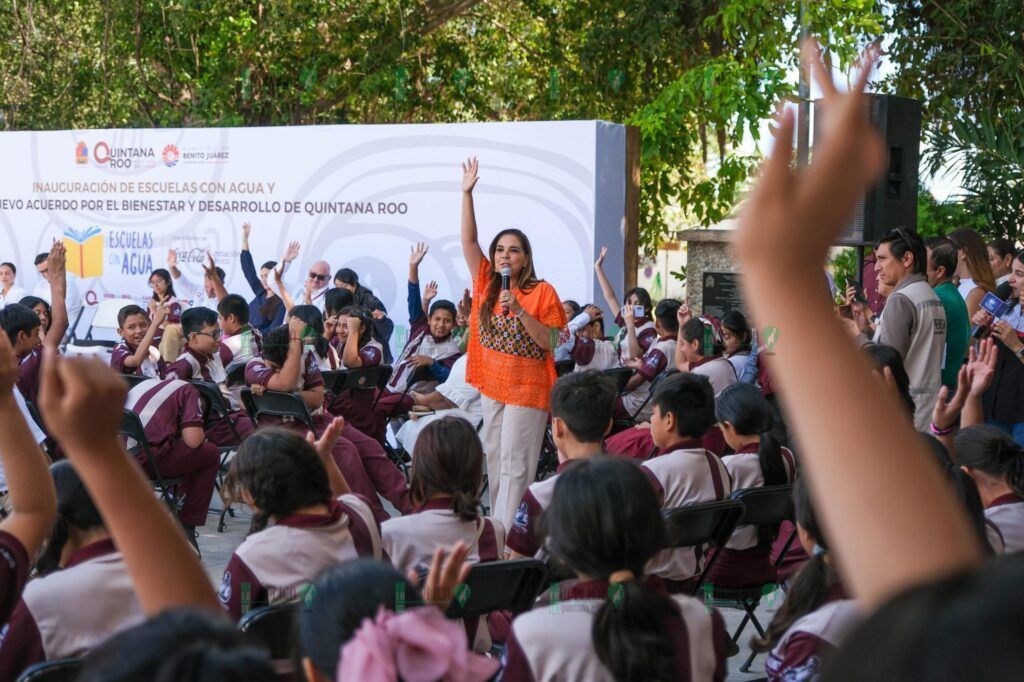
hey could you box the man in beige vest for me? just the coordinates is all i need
[859,227,946,431]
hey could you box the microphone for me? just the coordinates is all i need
[500,267,512,317]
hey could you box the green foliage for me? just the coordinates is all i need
[830,248,859,301]
[916,186,987,238]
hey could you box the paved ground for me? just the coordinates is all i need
[198,499,777,680]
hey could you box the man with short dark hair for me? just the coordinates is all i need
[925,237,970,393]
[862,227,946,430]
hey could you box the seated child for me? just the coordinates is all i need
[502,456,728,681]
[245,323,409,523]
[291,304,341,371]
[676,317,738,397]
[568,304,618,372]
[704,383,797,588]
[956,425,1024,553]
[752,479,860,681]
[124,377,221,547]
[506,370,616,559]
[394,354,482,455]
[219,427,383,620]
[165,307,254,447]
[641,372,732,593]
[218,294,264,369]
[329,305,387,436]
[616,298,681,423]
[111,304,166,379]
[382,416,503,652]
[0,462,145,680]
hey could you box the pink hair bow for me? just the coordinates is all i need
[338,606,499,682]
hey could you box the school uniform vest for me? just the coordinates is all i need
[642,444,731,583]
[765,600,861,681]
[614,319,657,364]
[984,494,1024,553]
[722,446,797,550]
[388,320,462,394]
[874,279,946,431]
[621,336,677,421]
[171,348,238,409]
[570,336,619,372]
[505,580,725,682]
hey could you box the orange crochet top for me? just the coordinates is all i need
[466,258,567,411]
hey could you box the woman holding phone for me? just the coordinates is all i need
[594,247,656,365]
[459,157,567,535]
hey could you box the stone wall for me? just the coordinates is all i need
[677,229,736,313]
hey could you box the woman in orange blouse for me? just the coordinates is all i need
[459,157,568,536]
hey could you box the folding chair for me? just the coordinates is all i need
[613,369,674,430]
[122,374,151,391]
[64,298,133,363]
[238,602,299,677]
[535,423,559,482]
[704,485,795,673]
[324,365,394,412]
[661,499,746,593]
[443,559,549,620]
[226,363,247,387]
[602,367,633,394]
[119,410,185,512]
[16,659,82,682]
[240,388,316,431]
[191,380,244,532]
[554,359,575,377]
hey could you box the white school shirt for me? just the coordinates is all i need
[620,335,677,421]
[692,356,738,396]
[0,386,48,492]
[984,494,1024,553]
[765,600,861,681]
[642,442,731,582]
[722,444,797,550]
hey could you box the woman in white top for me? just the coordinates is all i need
[0,262,26,310]
[988,237,1016,291]
[949,227,997,320]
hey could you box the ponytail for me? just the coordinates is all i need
[716,383,790,486]
[592,575,681,682]
[752,478,838,653]
[758,430,789,487]
[409,417,485,523]
[955,425,1024,495]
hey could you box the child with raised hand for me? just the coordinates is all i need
[566,303,618,371]
[675,316,738,397]
[705,382,797,588]
[289,303,342,370]
[641,372,732,593]
[507,370,616,559]
[616,298,681,423]
[734,40,994,679]
[594,245,658,363]
[752,478,860,680]
[111,303,167,378]
[218,293,264,370]
[0,332,56,628]
[502,455,728,681]
[219,422,383,620]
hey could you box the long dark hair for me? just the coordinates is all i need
[541,456,681,682]
[715,383,790,486]
[149,268,177,301]
[338,305,373,347]
[949,227,997,293]
[289,304,330,360]
[923,433,993,554]
[223,427,333,534]
[955,425,1024,496]
[480,229,540,333]
[752,477,840,653]
[410,417,485,522]
[299,560,422,677]
[18,295,51,332]
[78,608,275,682]
[720,310,752,354]
[37,461,106,575]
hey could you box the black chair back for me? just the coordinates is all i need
[16,658,82,682]
[662,499,745,551]
[238,602,299,665]
[731,485,795,528]
[191,380,234,419]
[320,369,347,395]
[602,367,633,394]
[240,388,315,431]
[122,373,150,390]
[226,363,247,387]
[554,360,575,377]
[445,559,548,620]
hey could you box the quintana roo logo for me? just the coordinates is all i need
[162,144,181,167]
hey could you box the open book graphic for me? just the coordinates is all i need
[63,226,104,279]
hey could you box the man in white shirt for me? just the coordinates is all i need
[33,252,82,329]
[291,260,332,312]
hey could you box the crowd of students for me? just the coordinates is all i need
[0,38,1021,681]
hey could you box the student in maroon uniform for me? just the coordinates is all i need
[330,304,387,436]
[594,246,658,365]
[568,305,618,372]
[0,462,145,680]
[165,307,255,446]
[675,316,737,397]
[245,322,409,523]
[616,298,681,423]
[507,370,616,559]
[0,243,68,405]
[373,243,461,435]
[111,304,167,378]
[955,425,1024,553]
[16,296,51,335]
[705,383,797,588]
[219,425,383,620]
[641,372,731,593]
[502,456,728,682]
[218,293,264,369]
[290,304,341,370]
[124,377,220,549]
[752,479,860,680]
[0,332,56,630]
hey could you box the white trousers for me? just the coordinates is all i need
[480,395,548,535]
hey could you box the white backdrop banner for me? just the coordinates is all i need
[0,121,627,348]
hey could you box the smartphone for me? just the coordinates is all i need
[633,305,645,319]
[846,278,867,303]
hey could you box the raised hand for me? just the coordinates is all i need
[324,315,339,337]
[424,280,439,302]
[412,541,471,610]
[283,241,301,264]
[932,365,970,430]
[595,246,607,269]
[620,304,635,327]
[346,316,361,334]
[288,315,307,340]
[966,337,999,398]
[0,329,18,395]
[202,251,218,277]
[583,304,602,320]
[242,222,251,240]
[309,415,346,462]
[410,242,429,267]
[457,288,472,321]
[461,157,480,194]
[47,241,67,278]
[152,303,170,327]
[676,302,692,328]
[167,249,178,269]
[371,309,386,321]
[38,352,127,454]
